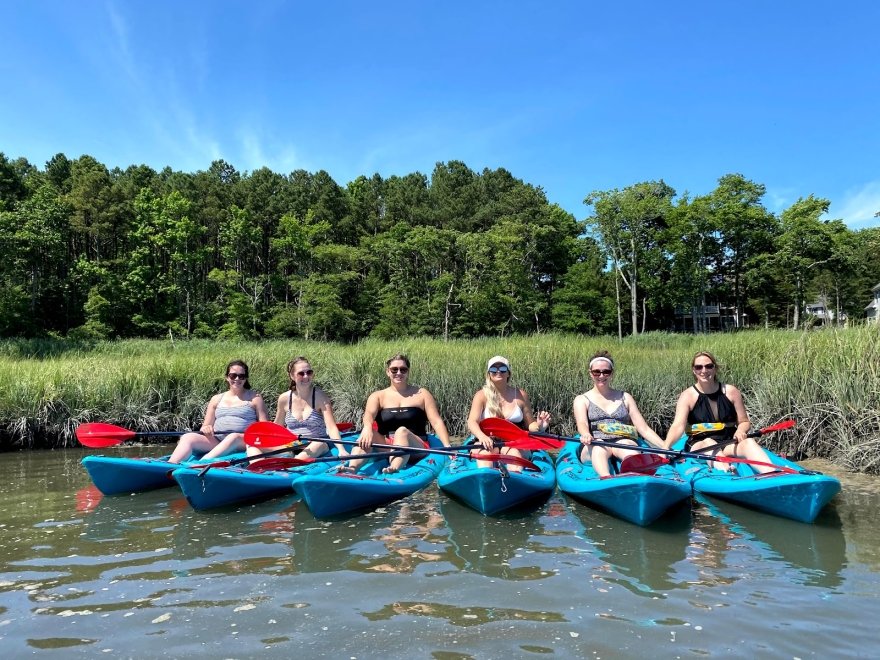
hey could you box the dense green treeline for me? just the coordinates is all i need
[0,151,877,340]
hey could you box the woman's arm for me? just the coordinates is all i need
[725,384,752,441]
[573,394,593,444]
[358,390,382,449]
[316,389,346,455]
[200,393,222,435]
[252,393,269,422]
[466,390,494,450]
[663,390,693,449]
[422,388,451,447]
[624,392,664,447]
[274,392,287,426]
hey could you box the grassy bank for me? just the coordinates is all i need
[2,328,878,472]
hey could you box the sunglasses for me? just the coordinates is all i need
[389,367,409,374]
[590,369,613,376]
[693,363,715,371]
[488,365,510,374]
[295,369,314,377]
[227,373,248,380]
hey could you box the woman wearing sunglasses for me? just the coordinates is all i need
[573,351,664,477]
[247,356,345,460]
[169,360,269,463]
[664,350,774,472]
[344,354,451,473]
[467,355,551,472]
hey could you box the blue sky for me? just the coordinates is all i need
[2,1,878,228]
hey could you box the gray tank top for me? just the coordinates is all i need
[284,389,327,437]
[587,398,631,440]
[213,401,258,437]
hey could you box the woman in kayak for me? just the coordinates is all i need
[246,356,346,460]
[467,355,551,472]
[664,350,775,473]
[169,360,269,463]
[342,354,451,473]
[573,351,664,477]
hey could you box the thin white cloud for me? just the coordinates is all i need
[833,180,880,229]
[236,125,304,174]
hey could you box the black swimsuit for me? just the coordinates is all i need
[686,384,736,451]
[376,406,428,438]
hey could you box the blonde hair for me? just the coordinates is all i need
[691,351,720,381]
[481,365,512,419]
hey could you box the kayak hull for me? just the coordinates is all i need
[671,437,841,523]
[82,454,183,495]
[438,446,556,516]
[172,459,321,510]
[555,441,691,526]
[294,435,448,518]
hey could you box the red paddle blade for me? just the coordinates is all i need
[760,419,796,434]
[479,418,527,440]
[620,454,669,475]
[337,422,354,432]
[244,422,298,448]
[247,456,310,472]
[76,422,137,447]
[505,435,563,450]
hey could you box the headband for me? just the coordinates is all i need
[589,356,614,370]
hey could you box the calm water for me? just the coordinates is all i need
[1,447,878,659]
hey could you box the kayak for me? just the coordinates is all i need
[172,451,335,510]
[438,442,556,515]
[555,441,692,526]
[171,432,359,510]
[294,435,448,518]
[82,452,244,496]
[670,436,841,523]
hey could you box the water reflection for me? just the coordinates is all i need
[693,496,847,588]
[439,497,556,580]
[564,498,692,596]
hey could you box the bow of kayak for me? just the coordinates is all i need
[82,453,241,496]
[555,441,691,526]
[670,437,841,523]
[438,445,556,516]
[294,435,448,518]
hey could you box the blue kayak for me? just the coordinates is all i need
[82,452,244,496]
[670,436,841,523]
[294,435,448,518]
[438,443,556,515]
[555,441,692,526]
[172,442,355,510]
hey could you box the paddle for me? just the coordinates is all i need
[75,421,355,449]
[480,418,800,474]
[620,419,797,474]
[243,421,541,470]
[245,450,538,473]
[76,422,186,448]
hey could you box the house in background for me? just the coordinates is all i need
[867,283,880,323]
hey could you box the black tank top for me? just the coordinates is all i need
[686,384,736,448]
[376,406,428,436]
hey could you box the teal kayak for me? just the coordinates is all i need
[438,442,556,515]
[82,452,245,496]
[670,436,841,523]
[294,435,448,518]
[555,441,691,526]
[172,452,333,510]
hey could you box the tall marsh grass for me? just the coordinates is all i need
[2,328,878,472]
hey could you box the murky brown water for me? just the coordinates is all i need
[1,448,878,658]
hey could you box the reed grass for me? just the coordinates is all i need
[2,328,878,472]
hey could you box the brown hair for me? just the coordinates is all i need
[588,350,614,370]
[385,354,411,368]
[286,356,311,390]
[226,360,251,390]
